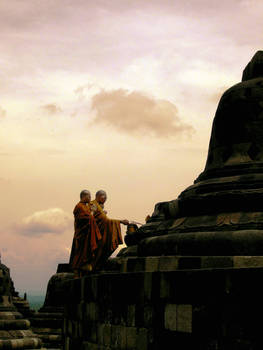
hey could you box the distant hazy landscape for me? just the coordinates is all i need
[27,295,45,311]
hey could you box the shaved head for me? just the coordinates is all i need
[80,189,91,199]
[95,190,107,198]
[95,190,107,206]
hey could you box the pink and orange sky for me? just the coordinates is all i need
[0,0,262,294]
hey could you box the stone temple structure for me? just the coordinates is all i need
[0,262,42,349]
[123,50,263,257]
[3,51,263,349]
[0,260,74,349]
[61,51,263,350]
[30,264,74,350]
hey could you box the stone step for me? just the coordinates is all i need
[38,334,61,342]
[0,337,41,349]
[30,319,62,328]
[0,329,40,339]
[32,328,61,335]
[0,319,30,330]
[0,311,24,320]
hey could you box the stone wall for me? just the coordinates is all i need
[62,263,263,350]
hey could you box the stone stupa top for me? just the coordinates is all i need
[242,50,263,81]
[195,50,263,179]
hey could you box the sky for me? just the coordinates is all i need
[0,0,262,295]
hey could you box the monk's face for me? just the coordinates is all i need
[82,192,91,203]
[97,194,107,204]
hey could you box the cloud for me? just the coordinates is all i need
[74,83,95,100]
[41,104,62,115]
[0,106,6,118]
[91,89,194,138]
[15,208,72,237]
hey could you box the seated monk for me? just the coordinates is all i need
[90,190,129,269]
[69,190,102,277]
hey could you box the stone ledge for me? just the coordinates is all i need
[0,337,41,349]
[0,319,30,330]
[106,255,263,273]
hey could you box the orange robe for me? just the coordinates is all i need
[69,202,102,270]
[90,199,123,268]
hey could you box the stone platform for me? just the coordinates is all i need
[62,264,263,350]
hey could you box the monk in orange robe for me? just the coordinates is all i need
[90,190,129,269]
[69,190,102,277]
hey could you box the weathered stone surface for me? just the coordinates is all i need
[139,230,263,256]
[177,305,192,333]
[136,328,148,350]
[104,255,263,273]
[164,304,177,331]
[126,327,137,349]
[30,263,74,349]
[111,325,126,349]
[0,262,42,349]
[12,295,35,320]
[63,267,263,349]
[126,305,136,327]
[103,324,111,346]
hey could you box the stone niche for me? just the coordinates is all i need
[62,51,263,350]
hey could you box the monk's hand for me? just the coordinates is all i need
[121,219,129,225]
[90,204,97,212]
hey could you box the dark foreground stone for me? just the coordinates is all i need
[62,265,263,350]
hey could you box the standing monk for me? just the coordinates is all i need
[90,190,129,269]
[69,190,102,277]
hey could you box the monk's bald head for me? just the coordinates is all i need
[80,189,91,203]
[96,190,107,205]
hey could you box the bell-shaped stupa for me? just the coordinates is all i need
[122,51,263,258]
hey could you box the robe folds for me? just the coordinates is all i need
[90,199,123,265]
[69,201,102,270]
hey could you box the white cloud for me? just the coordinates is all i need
[15,208,72,237]
[91,89,194,138]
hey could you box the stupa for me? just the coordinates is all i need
[122,50,263,259]
[0,261,42,349]
[62,51,263,350]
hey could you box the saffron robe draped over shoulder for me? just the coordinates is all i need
[69,202,102,270]
[90,199,123,265]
